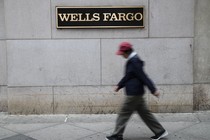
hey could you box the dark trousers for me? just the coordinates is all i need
[111,96,165,136]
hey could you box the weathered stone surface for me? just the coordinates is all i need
[150,0,194,37]
[102,38,193,85]
[8,87,53,114]
[0,86,7,112]
[149,105,193,113]
[51,0,148,38]
[26,124,96,140]
[54,86,124,114]
[148,85,193,106]
[0,127,17,139]
[147,85,193,113]
[101,40,125,85]
[3,123,57,134]
[194,0,210,83]
[194,84,210,110]
[4,0,51,39]
[170,122,210,140]
[1,134,36,140]
[196,111,210,122]
[0,41,7,85]
[7,40,100,86]
[54,106,120,114]
[0,0,5,39]
[1,114,210,140]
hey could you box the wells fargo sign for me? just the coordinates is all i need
[56,6,144,29]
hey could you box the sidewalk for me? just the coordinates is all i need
[0,112,210,140]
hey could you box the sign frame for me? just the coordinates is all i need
[56,6,144,29]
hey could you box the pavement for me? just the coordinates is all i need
[0,112,210,140]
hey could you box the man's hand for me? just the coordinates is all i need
[114,86,120,92]
[153,91,160,98]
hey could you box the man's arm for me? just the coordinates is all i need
[115,70,133,92]
[131,61,157,94]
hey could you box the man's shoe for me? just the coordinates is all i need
[105,135,123,140]
[151,130,168,140]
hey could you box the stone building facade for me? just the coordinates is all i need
[0,0,210,114]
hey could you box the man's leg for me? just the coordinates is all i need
[136,97,165,135]
[111,96,135,137]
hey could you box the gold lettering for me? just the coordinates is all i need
[58,13,70,21]
[78,13,86,21]
[118,13,126,21]
[93,13,100,21]
[70,13,78,21]
[110,13,119,21]
[58,11,143,23]
[85,13,92,21]
[134,13,143,21]
[126,13,134,21]
[103,13,111,21]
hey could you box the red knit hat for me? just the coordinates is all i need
[116,42,133,55]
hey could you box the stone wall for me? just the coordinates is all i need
[194,0,210,110]
[0,0,7,112]
[0,0,209,114]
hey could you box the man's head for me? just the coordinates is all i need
[116,42,133,58]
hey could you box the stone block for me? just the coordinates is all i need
[149,105,193,113]
[78,133,107,140]
[148,85,193,106]
[147,85,193,113]
[170,122,210,140]
[3,123,57,134]
[194,84,210,110]
[0,127,17,139]
[0,0,5,39]
[55,106,120,114]
[154,113,199,122]
[196,111,210,122]
[8,87,53,114]
[54,86,124,114]
[25,124,95,140]
[101,42,125,85]
[4,0,51,39]
[150,0,194,37]
[101,38,193,85]
[194,0,210,83]
[51,0,148,38]
[0,86,8,112]
[0,41,7,85]
[7,40,100,86]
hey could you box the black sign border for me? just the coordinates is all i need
[56,6,144,29]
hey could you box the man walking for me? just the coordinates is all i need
[106,42,168,140]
